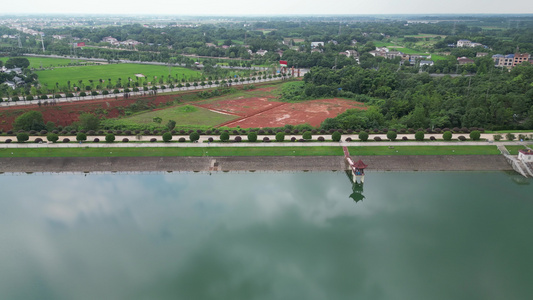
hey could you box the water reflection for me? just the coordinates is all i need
[345,170,366,203]
[0,171,532,300]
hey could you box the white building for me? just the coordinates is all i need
[518,149,533,162]
[457,40,472,47]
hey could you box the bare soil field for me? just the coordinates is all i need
[222,98,367,128]
[0,94,177,131]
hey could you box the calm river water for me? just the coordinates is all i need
[0,171,532,300]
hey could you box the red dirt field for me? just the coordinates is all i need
[0,94,178,131]
[195,95,281,117]
[222,98,367,128]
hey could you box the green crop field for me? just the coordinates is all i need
[0,56,89,68]
[394,47,429,55]
[430,54,447,61]
[35,63,201,89]
[102,105,236,129]
[404,34,446,38]
[373,41,397,47]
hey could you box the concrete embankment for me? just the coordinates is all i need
[0,155,511,173]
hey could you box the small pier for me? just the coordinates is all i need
[343,146,367,183]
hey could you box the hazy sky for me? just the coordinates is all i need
[3,0,532,16]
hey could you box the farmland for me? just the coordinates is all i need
[103,104,237,130]
[35,63,201,89]
[0,56,89,68]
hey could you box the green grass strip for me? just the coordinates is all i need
[505,145,527,155]
[0,145,500,158]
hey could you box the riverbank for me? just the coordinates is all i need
[0,155,511,173]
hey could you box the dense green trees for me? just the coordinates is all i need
[313,63,533,131]
[78,113,100,131]
[5,57,30,69]
[13,111,45,131]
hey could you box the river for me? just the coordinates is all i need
[0,171,531,299]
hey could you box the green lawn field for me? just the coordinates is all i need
[505,145,528,155]
[0,56,88,68]
[35,63,201,89]
[102,105,236,129]
[0,145,500,158]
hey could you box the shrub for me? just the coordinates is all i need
[122,138,129,143]
[345,137,352,142]
[386,131,397,141]
[302,131,312,140]
[470,130,481,141]
[505,133,515,141]
[220,132,230,142]
[493,134,502,141]
[124,130,132,135]
[79,92,86,97]
[5,139,12,143]
[150,138,157,142]
[208,137,214,142]
[332,131,341,142]
[178,137,186,142]
[46,133,59,143]
[76,132,87,142]
[290,137,296,142]
[430,136,436,141]
[16,132,29,143]
[275,132,285,142]
[34,138,43,143]
[189,132,200,142]
[458,136,466,141]
[105,133,115,143]
[415,131,425,141]
[62,138,70,143]
[234,136,242,142]
[317,136,325,141]
[442,131,452,141]
[162,132,173,142]
[262,137,270,142]
[26,96,34,101]
[402,136,408,141]
[93,138,100,142]
[374,136,382,141]
[358,131,369,141]
[247,132,258,142]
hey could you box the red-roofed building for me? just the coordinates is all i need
[518,149,533,163]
